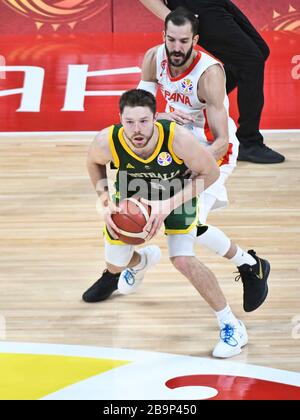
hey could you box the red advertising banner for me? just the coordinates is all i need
[0,33,161,131]
[0,0,299,34]
[0,1,299,131]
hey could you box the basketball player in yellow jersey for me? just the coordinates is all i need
[137,8,270,310]
[83,89,268,358]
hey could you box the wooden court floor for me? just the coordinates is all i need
[0,132,299,372]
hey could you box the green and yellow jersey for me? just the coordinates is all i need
[107,119,198,239]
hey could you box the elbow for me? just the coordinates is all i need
[86,157,98,178]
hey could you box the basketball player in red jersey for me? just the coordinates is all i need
[137,7,270,311]
[83,89,253,358]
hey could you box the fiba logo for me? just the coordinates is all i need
[2,0,107,29]
[181,78,193,94]
[157,152,172,166]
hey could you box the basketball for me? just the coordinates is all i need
[112,197,151,245]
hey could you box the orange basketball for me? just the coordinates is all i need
[112,198,151,245]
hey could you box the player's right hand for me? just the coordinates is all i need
[159,110,195,125]
[103,201,121,240]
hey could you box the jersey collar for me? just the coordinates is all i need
[118,122,164,164]
[166,50,201,82]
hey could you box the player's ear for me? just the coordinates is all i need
[162,30,166,42]
[193,34,199,46]
[154,112,158,122]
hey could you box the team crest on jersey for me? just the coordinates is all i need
[157,152,172,166]
[181,78,193,94]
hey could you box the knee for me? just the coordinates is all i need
[247,37,270,63]
[246,52,266,71]
[238,48,268,73]
[258,38,270,60]
[170,256,192,273]
[262,44,270,61]
[253,46,270,63]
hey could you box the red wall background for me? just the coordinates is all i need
[1,1,300,33]
[0,0,299,132]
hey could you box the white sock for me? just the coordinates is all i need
[132,251,146,271]
[215,304,239,328]
[230,247,256,267]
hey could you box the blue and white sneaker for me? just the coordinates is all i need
[212,320,248,358]
[117,246,161,295]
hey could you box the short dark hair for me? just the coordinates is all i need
[165,7,199,37]
[119,89,156,115]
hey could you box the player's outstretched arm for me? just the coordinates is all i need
[199,64,229,161]
[138,46,159,97]
[138,0,170,20]
[87,127,112,196]
[170,124,220,209]
[87,128,121,238]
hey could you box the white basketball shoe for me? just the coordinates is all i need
[212,320,248,358]
[117,245,161,295]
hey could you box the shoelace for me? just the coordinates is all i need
[261,144,275,152]
[220,324,238,347]
[234,265,254,282]
[122,253,148,286]
[123,269,136,286]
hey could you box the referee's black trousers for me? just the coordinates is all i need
[168,0,270,147]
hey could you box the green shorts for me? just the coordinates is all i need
[164,196,198,234]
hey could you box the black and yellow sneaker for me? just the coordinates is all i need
[235,250,270,312]
[82,270,120,303]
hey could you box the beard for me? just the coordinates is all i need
[165,43,194,68]
[124,128,154,149]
